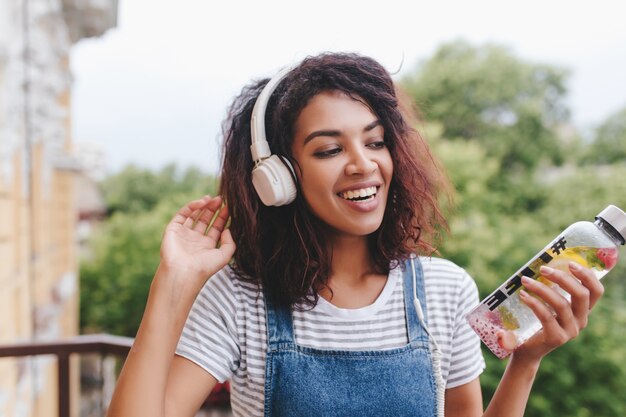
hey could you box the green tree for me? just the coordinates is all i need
[80,203,169,336]
[583,106,626,164]
[402,40,570,174]
[101,163,217,215]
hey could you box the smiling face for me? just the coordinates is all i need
[291,90,394,239]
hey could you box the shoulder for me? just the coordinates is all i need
[199,264,259,293]
[195,264,264,312]
[418,256,476,289]
[417,256,480,313]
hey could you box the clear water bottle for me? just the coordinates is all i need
[466,205,626,359]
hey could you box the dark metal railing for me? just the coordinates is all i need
[0,334,133,417]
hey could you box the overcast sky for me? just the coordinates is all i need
[70,0,626,176]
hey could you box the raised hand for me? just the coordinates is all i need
[511,262,604,361]
[160,195,236,282]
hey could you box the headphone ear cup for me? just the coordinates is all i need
[251,155,297,206]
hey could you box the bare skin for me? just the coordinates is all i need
[317,236,388,308]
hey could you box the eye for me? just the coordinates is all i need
[366,140,387,150]
[313,147,342,158]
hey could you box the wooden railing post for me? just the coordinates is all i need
[58,352,70,417]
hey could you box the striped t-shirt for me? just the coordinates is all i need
[176,256,485,416]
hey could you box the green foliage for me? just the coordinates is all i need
[80,165,217,336]
[101,163,217,215]
[402,40,569,173]
[533,165,626,231]
[427,123,552,290]
[583,106,626,164]
[80,204,168,336]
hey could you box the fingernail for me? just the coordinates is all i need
[540,265,554,275]
[519,289,529,298]
[569,261,582,271]
[521,276,533,285]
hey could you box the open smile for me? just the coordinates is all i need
[336,186,380,202]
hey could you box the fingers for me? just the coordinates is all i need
[185,205,220,233]
[497,329,518,351]
[217,228,236,259]
[568,262,605,310]
[539,266,590,326]
[171,195,234,244]
[182,208,202,229]
[205,204,230,244]
[520,276,578,343]
[172,195,213,225]
[175,196,221,227]
[519,262,604,349]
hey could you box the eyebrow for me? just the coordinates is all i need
[303,120,382,145]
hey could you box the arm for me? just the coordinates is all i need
[445,379,483,417]
[164,355,220,415]
[107,196,235,417]
[445,359,539,417]
[446,262,604,417]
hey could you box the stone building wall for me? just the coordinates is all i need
[0,1,117,416]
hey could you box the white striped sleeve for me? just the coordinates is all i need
[175,269,240,383]
[446,271,486,388]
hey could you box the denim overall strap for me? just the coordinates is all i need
[265,293,295,349]
[402,257,429,346]
[263,257,437,417]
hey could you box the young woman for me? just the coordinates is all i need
[107,53,604,417]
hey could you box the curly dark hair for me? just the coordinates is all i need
[219,52,451,307]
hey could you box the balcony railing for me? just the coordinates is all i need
[0,334,231,417]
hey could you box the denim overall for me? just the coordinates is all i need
[263,259,437,417]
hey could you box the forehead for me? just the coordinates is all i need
[294,91,378,133]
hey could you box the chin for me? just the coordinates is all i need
[348,221,384,237]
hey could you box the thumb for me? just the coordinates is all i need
[219,228,236,259]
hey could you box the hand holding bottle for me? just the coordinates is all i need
[505,261,604,361]
[467,205,626,359]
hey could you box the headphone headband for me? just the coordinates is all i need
[250,66,293,162]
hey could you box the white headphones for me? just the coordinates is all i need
[250,66,297,206]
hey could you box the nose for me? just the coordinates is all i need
[344,147,377,176]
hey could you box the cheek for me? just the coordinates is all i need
[297,164,337,205]
[386,158,394,177]
[300,172,332,198]
[378,152,394,180]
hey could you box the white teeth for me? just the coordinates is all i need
[339,186,377,200]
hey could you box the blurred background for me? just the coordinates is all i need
[1,0,626,416]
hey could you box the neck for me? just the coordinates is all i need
[319,234,388,308]
[329,235,374,282]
